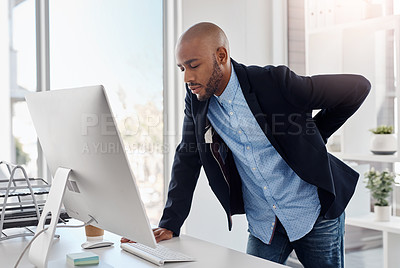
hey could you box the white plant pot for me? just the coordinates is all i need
[374,205,391,221]
[370,134,397,155]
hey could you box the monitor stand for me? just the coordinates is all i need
[28,167,71,268]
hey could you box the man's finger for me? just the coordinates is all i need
[120,237,135,243]
[153,228,163,236]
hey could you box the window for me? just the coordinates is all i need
[49,0,164,224]
[4,0,164,225]
[10,0,38,177]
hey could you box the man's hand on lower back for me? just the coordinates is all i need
[120,227,173,243]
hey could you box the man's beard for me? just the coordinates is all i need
[197,59,223,101]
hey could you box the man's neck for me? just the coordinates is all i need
[215,63,232,96]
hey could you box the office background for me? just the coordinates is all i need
[1,1,399,267]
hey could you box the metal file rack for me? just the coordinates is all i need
[0,161,69,241]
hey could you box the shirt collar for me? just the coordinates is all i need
[214,63,239,105]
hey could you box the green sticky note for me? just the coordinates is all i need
[66,252,99,266]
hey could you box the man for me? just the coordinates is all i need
[128,22,370,267]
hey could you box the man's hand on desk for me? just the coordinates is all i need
[120,227,173,244]
[153,227,173,242]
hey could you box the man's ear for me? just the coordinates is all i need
[216,47,228,64]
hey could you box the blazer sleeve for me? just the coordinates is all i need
[158,90,202,236]
[273,66,371,143]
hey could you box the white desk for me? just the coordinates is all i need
[0,223,286,268]
[346,214,400,268]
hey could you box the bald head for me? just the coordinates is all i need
[177,22,230,56]
[176,22,232,100]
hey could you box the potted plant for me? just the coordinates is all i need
[369,125,397,155]
[364,167,396,221]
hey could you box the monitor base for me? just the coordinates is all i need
[28,167,71,268]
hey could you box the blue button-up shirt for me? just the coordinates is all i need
[207,65,321,244]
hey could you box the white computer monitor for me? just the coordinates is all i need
[25,85,157,267]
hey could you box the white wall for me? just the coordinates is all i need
[178,0,287,252]
[0,0,11,163]
[181,0,273,66]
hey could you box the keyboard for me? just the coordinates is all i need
[120,242,195,266]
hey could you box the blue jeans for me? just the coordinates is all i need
[246,213,345,268]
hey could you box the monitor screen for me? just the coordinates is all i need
[25,85,157,249]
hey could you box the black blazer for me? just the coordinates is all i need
[159,59,371,236]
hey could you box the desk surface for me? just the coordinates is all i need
[0,222,286,268]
